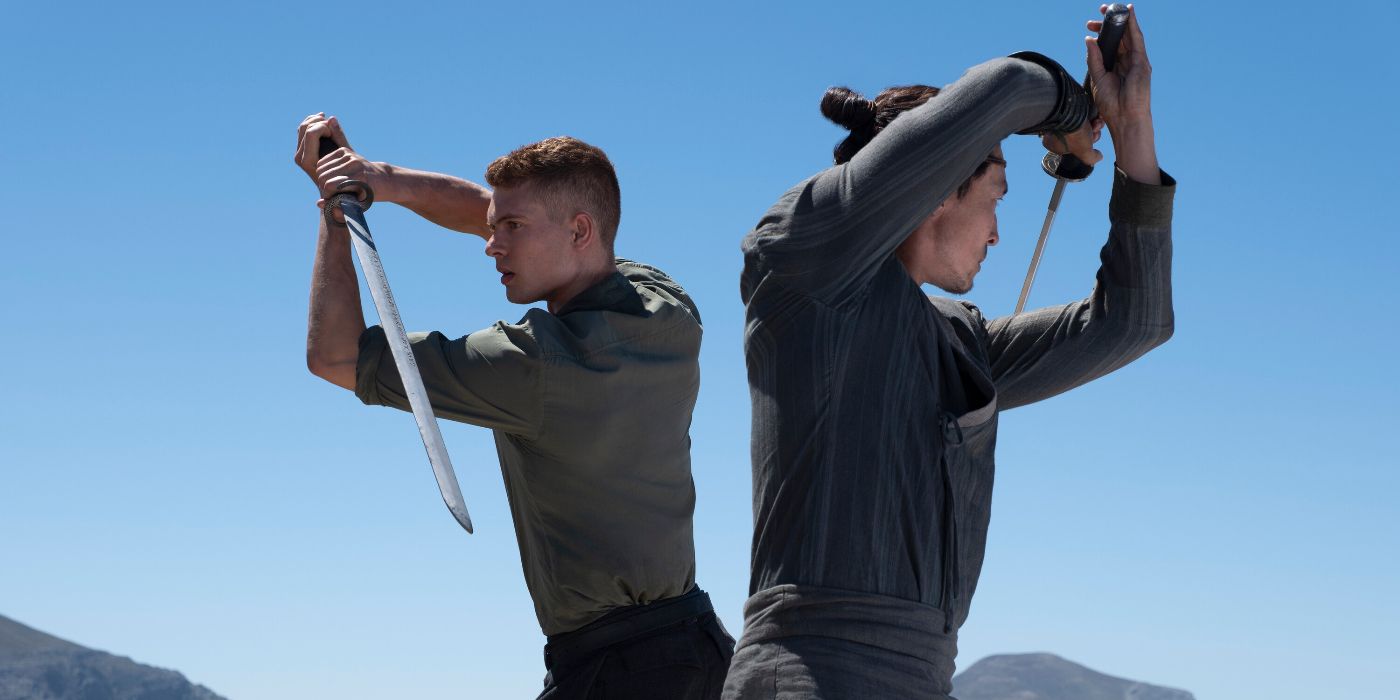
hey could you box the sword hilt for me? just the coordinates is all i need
[317,136,375,211]
[1093,5,1131,77]
[1043,3,1131,181]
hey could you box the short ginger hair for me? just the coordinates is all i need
[485,136,622,250]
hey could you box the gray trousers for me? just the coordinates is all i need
[721,585,958,700]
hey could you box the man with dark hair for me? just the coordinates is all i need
[295,117,733,700]
[725,8,1173,699]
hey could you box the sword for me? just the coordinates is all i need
[1014,3,1131,314]
[319,137,474,534]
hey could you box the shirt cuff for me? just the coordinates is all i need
[355,325,390,406]
[1007,51,1093,135]
[1109,167,1177,228]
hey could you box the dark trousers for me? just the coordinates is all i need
[538,587,735,700]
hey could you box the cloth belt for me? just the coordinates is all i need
[544,587,715,670]
[738,584,958,679]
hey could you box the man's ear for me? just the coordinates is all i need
[570,211,597,250]
[920,200,949,233]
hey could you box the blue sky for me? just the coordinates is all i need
[3,1,1397,698]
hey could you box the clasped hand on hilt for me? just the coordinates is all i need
[314,132,375,227]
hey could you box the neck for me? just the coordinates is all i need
[545,258,616,314]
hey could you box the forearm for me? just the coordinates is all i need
[306,216,367,390]
[1110,118,1160,185]
[376,164,493,239]
[840,57,1063,235]
[989,169,1175,408]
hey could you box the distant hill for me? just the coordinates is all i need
[953,653,1194,700]
[0,614,226,700]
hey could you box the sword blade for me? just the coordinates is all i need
[1014,178,1067,314]
[339,200,475,534]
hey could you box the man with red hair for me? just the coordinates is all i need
[296,121,733,700]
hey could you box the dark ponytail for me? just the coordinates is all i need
[820,87,879,164]
[821,84,941,164]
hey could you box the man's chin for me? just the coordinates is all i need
[505,287,544,306]
[933,279,973,296]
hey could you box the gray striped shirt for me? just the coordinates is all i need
[730,56,1175,696]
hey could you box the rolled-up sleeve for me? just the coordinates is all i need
[355,321,543,439]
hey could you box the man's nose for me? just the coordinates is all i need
[485,234,504,257]
[989,227,1000,247]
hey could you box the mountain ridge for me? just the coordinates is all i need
[0,613,227,700]
[953,652,1195,700]
[0,614,83,655]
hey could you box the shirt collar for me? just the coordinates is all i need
[554,270,646,317]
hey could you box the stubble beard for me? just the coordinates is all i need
[935,274,974,296]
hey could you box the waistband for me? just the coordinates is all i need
[738,584,957,672]
[544,586,715,670]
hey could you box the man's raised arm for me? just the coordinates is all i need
[986,6,1174,409]
[296,113,367,390]
[744,54,1092,305]
[302,114,494,238]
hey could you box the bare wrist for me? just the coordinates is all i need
[1107,115,1154,140]
[372,162,405,204]
[1108,119,1159,185]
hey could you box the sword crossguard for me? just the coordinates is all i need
[331,180,375,209]
[1041,152,1094,182]
[321,180,375,227]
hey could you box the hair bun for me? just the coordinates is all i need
[820,87,877,132]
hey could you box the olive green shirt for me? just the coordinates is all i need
[355,259,703,636]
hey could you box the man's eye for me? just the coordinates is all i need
[509,221,523,230]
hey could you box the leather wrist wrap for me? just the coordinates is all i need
[1008,51,1094,135]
